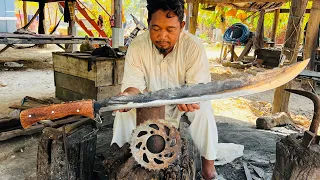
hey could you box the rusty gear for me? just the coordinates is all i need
[130,119,181,170]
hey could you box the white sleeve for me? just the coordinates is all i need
[121,42,147,93]
[185,43,211,85]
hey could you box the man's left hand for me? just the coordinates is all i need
[177,103,200,112]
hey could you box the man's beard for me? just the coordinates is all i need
[156,47,170,55]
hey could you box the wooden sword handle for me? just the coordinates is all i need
[20,100,95,129]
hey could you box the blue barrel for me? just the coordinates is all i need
[0,0,16,33]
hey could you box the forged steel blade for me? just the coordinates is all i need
[98,59,309,112]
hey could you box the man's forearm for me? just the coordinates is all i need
[123,87,148,95]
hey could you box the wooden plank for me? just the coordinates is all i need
[56,86,96,101]
[0,125,44,141]
[115,58,125,85]
[96,60,114,86]
[0,117,21,132]
[299,70,320,79]
[0,33,109,40]
[96,58,124,86]
[54,71,97,98]
[270,9,280,46]
[97,85,121,100]
[0,39,108,45]
[236,39,253,61]
[53,53,97,82]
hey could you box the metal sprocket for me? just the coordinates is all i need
[130,119,181,171]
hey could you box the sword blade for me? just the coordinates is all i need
[99,59,309,112]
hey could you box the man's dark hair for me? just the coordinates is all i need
[147,0,185,23]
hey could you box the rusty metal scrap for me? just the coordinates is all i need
[130,119,181,170]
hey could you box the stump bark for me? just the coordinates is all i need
[272,134,320,180]
[104,120,201,180]
[37,124,97,180]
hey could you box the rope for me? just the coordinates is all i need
[223,23,251,44]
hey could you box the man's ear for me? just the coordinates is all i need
[180,21,186,30]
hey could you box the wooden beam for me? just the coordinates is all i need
[272,0,308,114]
[280,9,311,13]
[38,1,45,35]
[189,2,199,35]
[186,0,286,3]
[114,0,122,28]
[270,9,280,46]
[303,0,320,66]
[23,2,28,26]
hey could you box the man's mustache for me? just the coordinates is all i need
[156,41,170,44]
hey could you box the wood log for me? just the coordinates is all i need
[272,0,308,114]
[270,9,280,47]
[189,3,199,35]
[37,124,97,180]
[104,119,201,179]
[0,124,45,141]
[0,117,21,132]
[272,134,320,180]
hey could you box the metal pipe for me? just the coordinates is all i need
[136,106,165,126]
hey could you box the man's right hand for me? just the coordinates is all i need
[115,92,131,112]
[114,87,146,113]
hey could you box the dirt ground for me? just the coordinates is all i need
[0,44,315,179]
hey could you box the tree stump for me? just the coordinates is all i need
[272,134,320,180]
[104,120,201,180]
[37,124,97,180]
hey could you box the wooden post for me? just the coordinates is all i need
[303,0,320,66]
[23,1,28,26]
[220,6,226,35]
[66,1,76,52]
[38,1,45,35]
[185,3,191,30]
[112,0,123,48]
[272,0,308,114]
[253,10,265,50]
[189,2,199,35]
[270,9,280,47]
[38,1,46,48]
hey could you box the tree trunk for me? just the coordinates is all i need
[23,2,28,26]
[303,0,320,67]
[37,124,97,180]
[272,134,320,180]
[270,9,280,47]
[272,0,308,114]
[189,3,199,35]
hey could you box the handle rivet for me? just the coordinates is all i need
[51,111,54,114]
[77,109,80,112]
[28,115,32,117]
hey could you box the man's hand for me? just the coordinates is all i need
[114,87,146,113]
[177,103,200,112]
[115,92,131,112]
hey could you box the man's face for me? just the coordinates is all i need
[149,10,185,55]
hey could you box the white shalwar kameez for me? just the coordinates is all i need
[111,31,218,160]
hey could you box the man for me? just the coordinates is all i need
[111,0,218,179]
